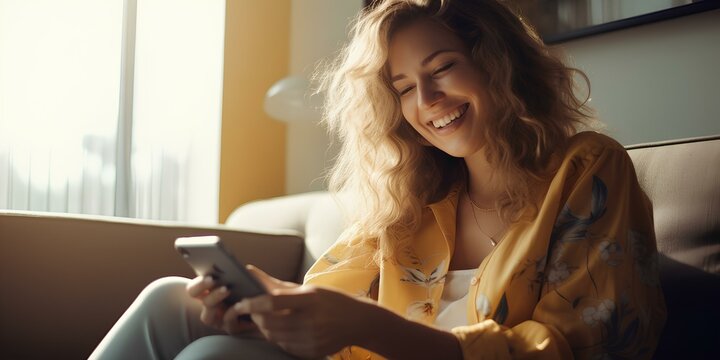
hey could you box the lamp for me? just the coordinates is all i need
[264,75,324,123]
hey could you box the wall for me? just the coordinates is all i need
[218,0,291,222]
[559,9,720,145]
[285,0,363,194]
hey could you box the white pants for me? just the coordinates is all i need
[89,277,301,360]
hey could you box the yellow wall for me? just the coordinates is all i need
[219,0,290,223]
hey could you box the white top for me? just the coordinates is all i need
[434,268,475,331]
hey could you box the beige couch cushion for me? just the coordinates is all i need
[627,136,720,274]
[0,211,304,359]
[226,191,348,278]
[626,136,720,359]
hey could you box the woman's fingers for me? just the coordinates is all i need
[221,301,261,335]
[186,275,214,298]
[235,286,315,315]
[199,305,221,327]
[233,290,319,337]
[202,286,230,307]
[254,311,305,333]
[264,287,316,310]
[231,286,360,358]
[246,265,299,291]
[186,266,308,337]
[186,275,229,330]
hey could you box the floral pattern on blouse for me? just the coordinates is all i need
[400,260,446,321]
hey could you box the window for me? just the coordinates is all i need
[0,0,225,224]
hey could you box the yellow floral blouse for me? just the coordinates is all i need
[304,132,666,359]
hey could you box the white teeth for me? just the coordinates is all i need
[431,105,466,129]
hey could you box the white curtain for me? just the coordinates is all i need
[0,0,224,224]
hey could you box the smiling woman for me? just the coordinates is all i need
[90,1,666,359]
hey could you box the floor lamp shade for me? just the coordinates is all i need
[264,75,323,123]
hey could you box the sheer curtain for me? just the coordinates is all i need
[0,0,224,224]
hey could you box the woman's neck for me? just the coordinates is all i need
[463,148,505,208]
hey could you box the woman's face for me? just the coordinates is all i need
[388,18,493,158]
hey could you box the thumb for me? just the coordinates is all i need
[246,264,299,292]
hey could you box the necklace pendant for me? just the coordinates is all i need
[466,187,503,247]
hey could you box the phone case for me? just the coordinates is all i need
[175,236,267,305]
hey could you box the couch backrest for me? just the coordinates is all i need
[626,135,720,274]
[628,136,720,359]
[0,212,304,359]
[227,191,348,279]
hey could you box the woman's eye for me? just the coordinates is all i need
[399,85,415,96]
[433,62,454,75]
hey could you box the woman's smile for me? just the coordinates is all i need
[428,103,469,132]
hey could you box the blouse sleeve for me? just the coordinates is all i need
[451,138,666,359]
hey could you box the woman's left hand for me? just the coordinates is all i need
[225,265,374,358]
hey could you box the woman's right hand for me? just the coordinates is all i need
[186,275,260,336]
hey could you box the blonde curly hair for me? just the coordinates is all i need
[317,0,593,263]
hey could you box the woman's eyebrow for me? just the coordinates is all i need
[391,49,459,84]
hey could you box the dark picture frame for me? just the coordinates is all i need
[507,0,720,44]
[363,0,720,44]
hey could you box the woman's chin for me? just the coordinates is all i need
[434,141,485,159]
[435,146,472,159]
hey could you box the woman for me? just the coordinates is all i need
[91,0,666,359]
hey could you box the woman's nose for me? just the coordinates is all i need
[417,80,444,109]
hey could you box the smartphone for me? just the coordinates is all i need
[175,235,267,305]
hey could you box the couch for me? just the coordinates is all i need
[1,134,718,359]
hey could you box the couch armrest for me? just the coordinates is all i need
[226,191,349,277]
[0,210,304,360]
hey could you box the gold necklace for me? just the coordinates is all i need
[465,187,503,246]
[466,190,497,212]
